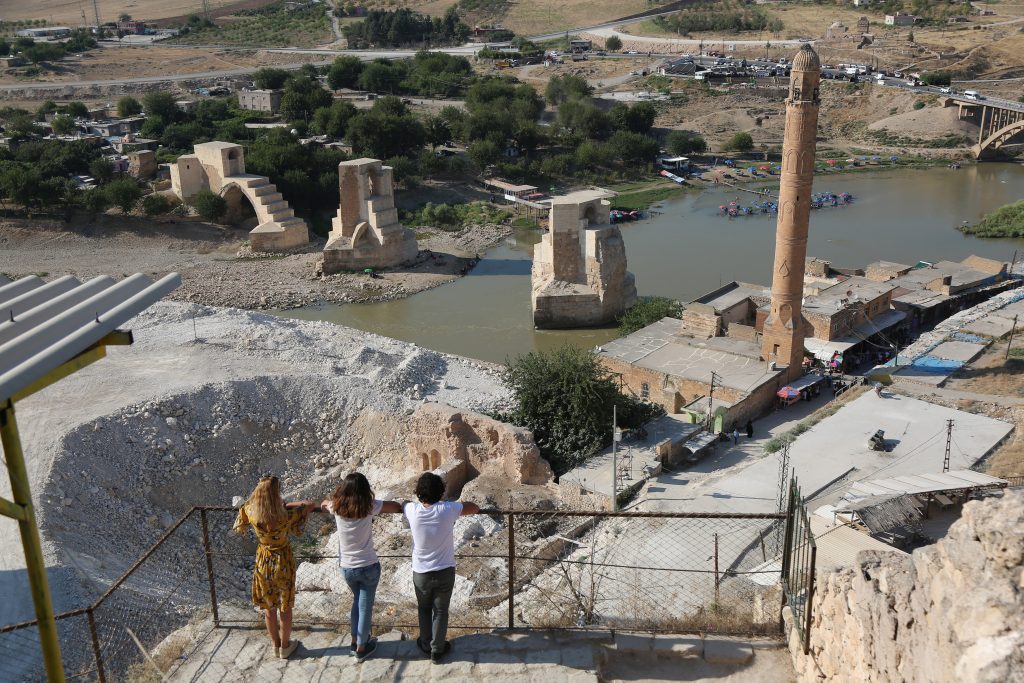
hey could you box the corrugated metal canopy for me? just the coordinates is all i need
[0,273,181,404]
[841,469,1007,501]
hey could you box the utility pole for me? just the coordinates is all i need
[1009,249,1017,276]
[611,405,620,512]
[942,419,954,473]
[706,371,720,431]
[1007,315,1018,361]
[92,0,101,32]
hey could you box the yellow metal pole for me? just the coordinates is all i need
[1,401,66,683]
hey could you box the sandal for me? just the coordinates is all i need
[278,640,299,659]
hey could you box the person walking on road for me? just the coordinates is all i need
[745,419,753,439]
[731,427,740,445]
[404,472,481,664]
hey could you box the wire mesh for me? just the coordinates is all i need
[507,510,785,634]
[2,505,795,681]
[0,611,97,682]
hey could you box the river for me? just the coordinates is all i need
[278,163,1024,364]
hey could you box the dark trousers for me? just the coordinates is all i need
[413,567,456,654]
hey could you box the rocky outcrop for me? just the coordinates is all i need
[787,490,1024,683]
[406,403,554,495]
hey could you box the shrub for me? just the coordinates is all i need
[102,178,142,215]
[666,130,707,155]
[617,296,683,336]
[721,131,754,152]
[960,200,1024,238]
[605,35,622,51]
[495,345,665,474]
[913,100,925,110]
[117,96,143,117]
[143,193,172,216]
[190,189,227,222]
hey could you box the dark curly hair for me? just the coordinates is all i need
[415,472,445,505]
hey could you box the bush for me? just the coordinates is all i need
[102,178,142,215]
[913,100,925,110]
[143,193,172,216]
[617,296,683,336]
[960,200,1024,238]
[190,189,227,222]
[605,35,622,51]
[117,96,143,117]
[721,131,753,152]
[666,130,707,155]
[495,345,664,474]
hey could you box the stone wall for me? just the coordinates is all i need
[786,491,1024,683]
[406,403,554,496]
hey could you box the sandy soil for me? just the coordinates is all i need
[944,337,1024,478]
[0,47,309,86]
[0,214,512,310]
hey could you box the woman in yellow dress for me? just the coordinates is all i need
[233,475,320,659]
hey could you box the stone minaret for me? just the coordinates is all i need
[761,44,821,377]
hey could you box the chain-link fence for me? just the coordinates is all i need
[3,504,796,681]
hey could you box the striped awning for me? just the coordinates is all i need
[0,273,181,403]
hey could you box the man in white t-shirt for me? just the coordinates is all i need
[403,472,480,663]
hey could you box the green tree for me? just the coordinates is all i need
[61,102,89,119]
[82,187,111,215]
[311,100,357,138]
[89,157,115,184]
[142,92,179,122]
[617,296,683,336]
[117,96,143,117]
[24,42,65,63]
[722,131,754,152]
[346,98,426,158]
[609,130,658,166]
[495,345,664,474]
[190,189,227,221]
[142,193,172,215]
[50,115,75,135]
[468,139,501,170]
[103,178,142,215]
[253,67,291,90]
[610,101,656,134]
[545,73,592,105]
[35,101,57,122]
[327,55,364,90]
[280,75,333,122]
[666,130,707,155]
[605,35,622,51]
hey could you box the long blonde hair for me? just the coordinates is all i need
[246,476,287,528]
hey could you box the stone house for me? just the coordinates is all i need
[885,12,919,26]
[237,89,283,114]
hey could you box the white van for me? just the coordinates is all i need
[963,90,979,100]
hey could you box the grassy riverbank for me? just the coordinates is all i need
[608,180,687,211]
[959,200,1024,238]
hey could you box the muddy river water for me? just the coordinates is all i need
[279,163,1024,364]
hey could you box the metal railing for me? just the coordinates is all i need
[2,503,803,681]
[780,478,817,655]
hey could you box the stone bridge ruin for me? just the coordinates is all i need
[321,158,418,274]
[170,142,309,253]
[531,192,637,329]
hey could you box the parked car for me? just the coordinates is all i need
[939,86,952,94]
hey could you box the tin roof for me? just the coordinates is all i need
[0,273,181,404]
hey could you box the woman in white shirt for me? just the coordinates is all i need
[323,472,400,661]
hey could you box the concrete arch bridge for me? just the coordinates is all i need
[948,96,1024,158]
[170,142,309,252]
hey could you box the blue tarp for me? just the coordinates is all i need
[909,356,963,374]
[951,332,987,344]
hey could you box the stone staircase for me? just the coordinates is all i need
[163,624,793,682]
[230,175,308,252]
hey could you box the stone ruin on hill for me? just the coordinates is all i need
[786,490,1024,682]
[170,142,309,253]
[531,192,637,329]
[320,158,418,274]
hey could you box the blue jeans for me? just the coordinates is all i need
[342,561,381,647]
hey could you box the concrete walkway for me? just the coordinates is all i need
[165,624,792,683]
[893,378,1024,407]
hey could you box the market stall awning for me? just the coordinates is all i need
[804,310,907,360]
[840,469,1007,502]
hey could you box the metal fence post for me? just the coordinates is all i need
[200,509,220,627]
[713,532,720,606]
[507,512,515,629]
[803,544,817,655]
[86,607,106,683]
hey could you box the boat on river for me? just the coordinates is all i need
[719,191,853,217]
